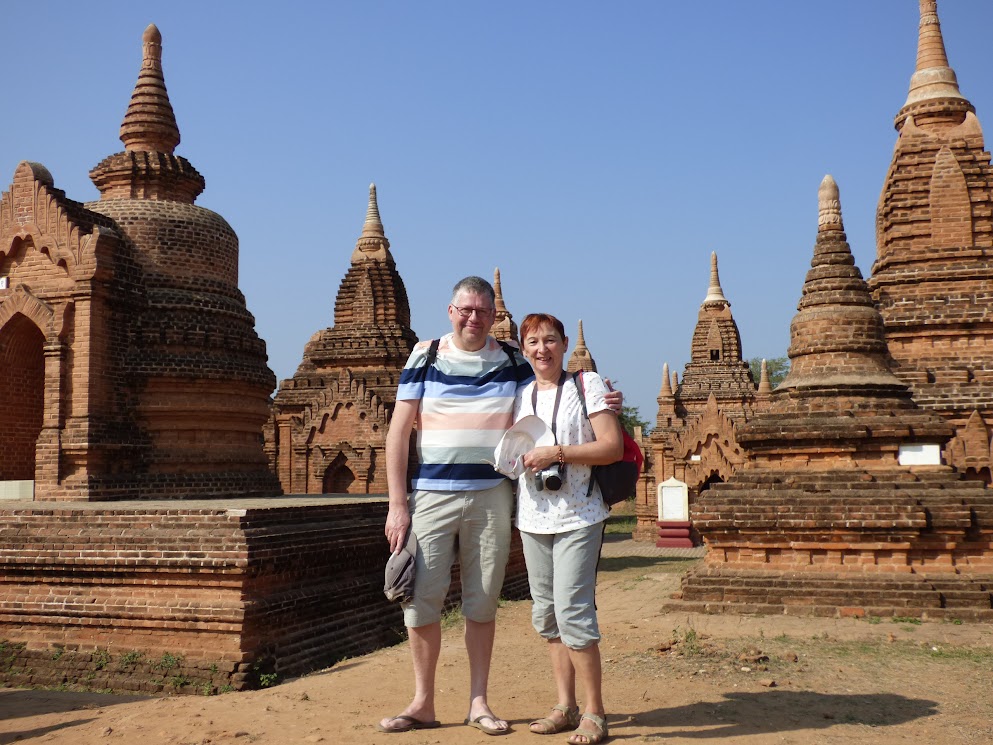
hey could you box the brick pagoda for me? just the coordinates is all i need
[641,253,763,540]
[671,176,993,619]
[0,24,278,500]
[869,0,993,483]
[266,184,417,494]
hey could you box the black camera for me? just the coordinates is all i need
[535,463,565,491]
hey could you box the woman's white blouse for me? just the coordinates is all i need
[513,372,612,534]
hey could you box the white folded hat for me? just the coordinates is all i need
[493,415,555,478]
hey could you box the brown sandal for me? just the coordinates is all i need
[529,704,580,734]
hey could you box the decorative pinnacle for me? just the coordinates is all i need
[903,0,965,108]
[702,252,729,305]
[576,320,587,348]
[659,363,673,397]
[361,183,385,237]
[758,358,772,393]
[119,24,181,153]
[494,267,508,312]
[817,175,844,232]
[672,370,679,390]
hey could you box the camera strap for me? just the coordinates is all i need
[530,371,568,444]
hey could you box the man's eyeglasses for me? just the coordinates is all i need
[451,305,495,318]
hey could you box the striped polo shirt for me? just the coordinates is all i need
[397,333,534,492]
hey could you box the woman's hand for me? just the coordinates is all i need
[603,378,624,413]
[522,445,561,473]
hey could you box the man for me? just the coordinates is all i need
[379,276,620,734]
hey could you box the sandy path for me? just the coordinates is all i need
[2,540,992,745]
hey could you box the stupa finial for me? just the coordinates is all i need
[758,358,772,394]
[494,267,508,312]
[351,183,391,261]
[659,363,673,397]
[702,252,729,305]
[817,175,844,232]
[903,0,965,109]
[361,183,385,238]
[119,23,181,153]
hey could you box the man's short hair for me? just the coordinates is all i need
[451,276,496,307]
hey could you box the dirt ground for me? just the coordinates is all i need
[2,533,992,745]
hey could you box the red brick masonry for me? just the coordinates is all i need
[0,497,528,693]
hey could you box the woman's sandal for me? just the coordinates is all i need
[529,704,580,734]
[567,712,608,745]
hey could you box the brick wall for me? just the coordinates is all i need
[0,497,529,693]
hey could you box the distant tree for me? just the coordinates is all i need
[748,356,790,388]
[618,406,650,436]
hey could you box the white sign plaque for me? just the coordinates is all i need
[658,477,689,521]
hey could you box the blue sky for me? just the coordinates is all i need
[3,1,992,423]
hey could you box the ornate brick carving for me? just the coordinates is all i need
[268,184,417,494]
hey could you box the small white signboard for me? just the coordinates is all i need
[658,477,689,521]
[898,443,942,466]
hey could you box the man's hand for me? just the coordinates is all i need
[603,378,624,413]
[385,503,411,553]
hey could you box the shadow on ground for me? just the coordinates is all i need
[0,718,99,744]
[613,690,938,739]
[0,689,146,721]
[599,555,699,572]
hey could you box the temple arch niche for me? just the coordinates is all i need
[322,453,355,494]
[0,314,45,483]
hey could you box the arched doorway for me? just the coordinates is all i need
[322,453,356,494]
[0,315,45,482]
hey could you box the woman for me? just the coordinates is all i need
[514,313,623,745]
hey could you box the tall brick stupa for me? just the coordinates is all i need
[0,24,278,499]
[870,0,993,482]
[672,176,993,619]
[267,184,418,494]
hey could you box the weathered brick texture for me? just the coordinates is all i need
[0,498,529,693]
[267,185,417,495]
[869,1,993,481]
[0,26,278,500]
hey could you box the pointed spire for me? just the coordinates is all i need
[672,370,679,390]
[119,24,181,153]
[494,267,508,313]
[491,267,518,343]
[903,0,966,109]
[817,175,844,233]
[779,176,905,392]
[659,363,673,397]
[567,319,597,373]
[351,183,391,262]
[758,358,772,394]
[702,252,729,306]
[361,183,385,238]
